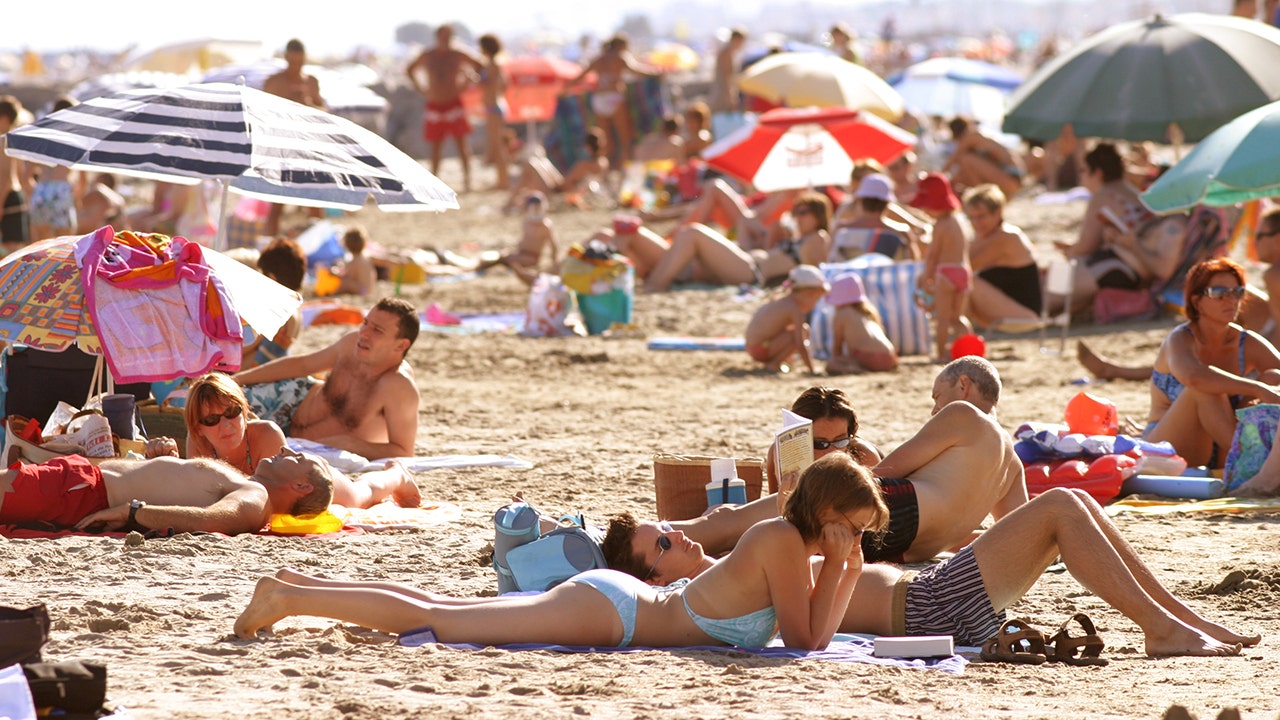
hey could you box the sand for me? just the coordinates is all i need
[3,160,1279,720]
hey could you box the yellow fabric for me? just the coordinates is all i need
[1105,496,1280,516]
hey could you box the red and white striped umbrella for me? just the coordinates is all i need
[703,107,916,192]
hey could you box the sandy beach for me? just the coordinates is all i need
[3,159,1278,720]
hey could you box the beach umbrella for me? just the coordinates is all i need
[1141,99,1280,213]
[887,57,1024,125]
[4,82,458,247]
[702,106,916,192]
[644,42,700,72]
[0,227,301,381]
[502,55,584,123]
[68,71,190,102]
[125,38,264,74]
[1002,13,1280,143]
[737,52,904,121]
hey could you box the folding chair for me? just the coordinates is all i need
[1038,256,1076,354]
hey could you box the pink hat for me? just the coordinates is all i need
[827,272,866,307]
[909,173,960,212]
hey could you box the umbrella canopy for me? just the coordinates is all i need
[4,82,458,239]
[1002,13,1280,142]
[69,71,190,102]
[738,52,904,121]
[1141,98,1280,212]
[502,55,585,123]
[125,38,264,74]
[702,107,917,192]
[644,42,699,72]
[888,57,1024,125]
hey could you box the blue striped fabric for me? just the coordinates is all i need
[6,82,456,212]
[810,258,932,359]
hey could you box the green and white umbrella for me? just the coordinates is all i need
[1141,98,1280,213]
[1003,13,1280,143]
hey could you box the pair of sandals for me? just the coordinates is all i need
[980,614,1109,666]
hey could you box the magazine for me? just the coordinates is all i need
[773,409,814,491]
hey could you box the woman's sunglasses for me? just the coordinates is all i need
[199,404,244,427]
[1203,286,1246,301]
[644,522,674,581]
[813,436,852,451]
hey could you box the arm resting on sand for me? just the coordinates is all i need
[75,488,268,535]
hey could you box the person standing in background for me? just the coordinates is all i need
[262,39,326,237]
[407,24,483,193]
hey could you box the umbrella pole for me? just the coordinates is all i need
[215,179,231,251]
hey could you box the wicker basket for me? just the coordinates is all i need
[652,454,765,521]
[137,399,189,457]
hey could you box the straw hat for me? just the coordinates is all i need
[788,264,829,290]
[827,272,866,306]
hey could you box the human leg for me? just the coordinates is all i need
[970,488,1249,656]
[672,496,777,556]
[1076,341,1152,381]
[931,276,963,362]
[1144,388,1238,467]
[969,277,1039,329]
[330,459,422,509]
[643,224,757,292]
[454,133,473,193]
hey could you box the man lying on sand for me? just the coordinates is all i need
[0,449,335,535]
[234,297,421,461]
[678,357,1026,562]
[606,487,1256,657]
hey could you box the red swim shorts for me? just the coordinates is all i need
[0,455,109,527]
[423,99,471,143]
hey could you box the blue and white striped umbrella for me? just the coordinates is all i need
[4,82,458,227]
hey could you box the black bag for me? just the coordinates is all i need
[0,603,50,666]
[23,661,108,715]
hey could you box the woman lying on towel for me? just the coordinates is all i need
[235,453,887,649]
[145,373,420,509]
[1142,258,1280,468]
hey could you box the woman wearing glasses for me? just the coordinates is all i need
[1143,257,1280,468]
[235,453,887,650]
[146,372,419,509]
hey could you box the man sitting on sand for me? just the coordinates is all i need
[0,449,334,535]
[234,297,421,460]
[606,486,1254,657]
[660,356,1026,562]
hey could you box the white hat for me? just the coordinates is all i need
[788,264,829,290]
[854,173,894,201]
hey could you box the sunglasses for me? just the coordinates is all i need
[1203,286,1246,301]
[198,404,244,427]
[791,207,812,216]
[813,436,852,451]
[644,522,674,581]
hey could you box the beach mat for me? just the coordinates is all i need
[647,336,746,352]
[339,501,463,530]
[420,311,525,335]
[1106,496,1280,516]
[285,438,534,474]
[0,522,361,540]
[398,630,966,673]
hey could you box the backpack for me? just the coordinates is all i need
[1,604,50,667]
[492,503,607,593]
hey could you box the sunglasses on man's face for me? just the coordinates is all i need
[813,436,852,451]
[1203,285,1246,301]
[199,404,244,427]
[644,522,674,581]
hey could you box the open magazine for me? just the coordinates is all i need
[774,409,814,489]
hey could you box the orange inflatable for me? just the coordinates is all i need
[1064,391,1119,436]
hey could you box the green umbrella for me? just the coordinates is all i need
[1003,13,1280,143]
[1141,99,1280,213]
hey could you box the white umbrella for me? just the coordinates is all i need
[4,82,457,247]
[737,52,904,121]
[887,57,1024,126]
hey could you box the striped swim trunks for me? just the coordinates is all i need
[895,544,1004,647]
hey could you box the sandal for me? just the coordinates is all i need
[1047,613,1109,666]
[979,619,1049,664]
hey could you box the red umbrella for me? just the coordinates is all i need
[703,107,916,192]
[502,55,588,123]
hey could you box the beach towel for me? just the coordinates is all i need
[420,311,526,335]
[0,520,361,539]
[647,336,747,352]
[1223,403,1280,493]
[810,258,932,358]
[338,501,463,530]
[284,437,534,474]
[398,630,967,673]
[1105,496,1280,516]
[543,77,667,173]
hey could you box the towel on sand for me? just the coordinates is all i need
[647,336,747,352]
[338,502,463,530]
[1106,496,1280,515]
[285,438,534,473]
[398,630,967,673]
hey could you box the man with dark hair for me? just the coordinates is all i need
[406,24,483,192]
[0,448,335,535]
[234,297,421,459]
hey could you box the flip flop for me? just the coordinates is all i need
[1047,613,1109,666]
[979,618,1049,664]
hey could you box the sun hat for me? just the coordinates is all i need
[853,173,894,201]
[827,272,866,306]
[788,264,830,291]
[909,173,960,212]
[612,214,642,234]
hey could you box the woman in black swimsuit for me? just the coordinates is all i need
[962,184,1042,328]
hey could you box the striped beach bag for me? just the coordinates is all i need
[810,257,932,359]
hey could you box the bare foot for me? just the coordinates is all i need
[234,576,291,639]
[1077,340,1113,379]
[1144,622,1244,657]
[387,459,422,508]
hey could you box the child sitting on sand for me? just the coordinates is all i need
[334,226,378,296]
[825,272,898,374]
[911,173,974,363]
[477,192,559,286]
[745,265,829,374]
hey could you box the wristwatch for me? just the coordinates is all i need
[128,499,146,527]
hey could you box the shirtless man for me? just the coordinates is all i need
[943,117,1024,200]
[0,448,334,535]
[262,39,325,237]
[476,191,558,286]
[0,96,30,254]
[406,24,483,192]
[570,34,661,164]
[660,356,1026,562]
[234,297,421,460]
[607,486,1254,657]
[709,29,747,115]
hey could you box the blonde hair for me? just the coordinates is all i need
[847,300,882,326]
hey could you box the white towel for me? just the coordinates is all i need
[285,437,534,473]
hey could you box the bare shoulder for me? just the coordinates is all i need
[737,516,803,552]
